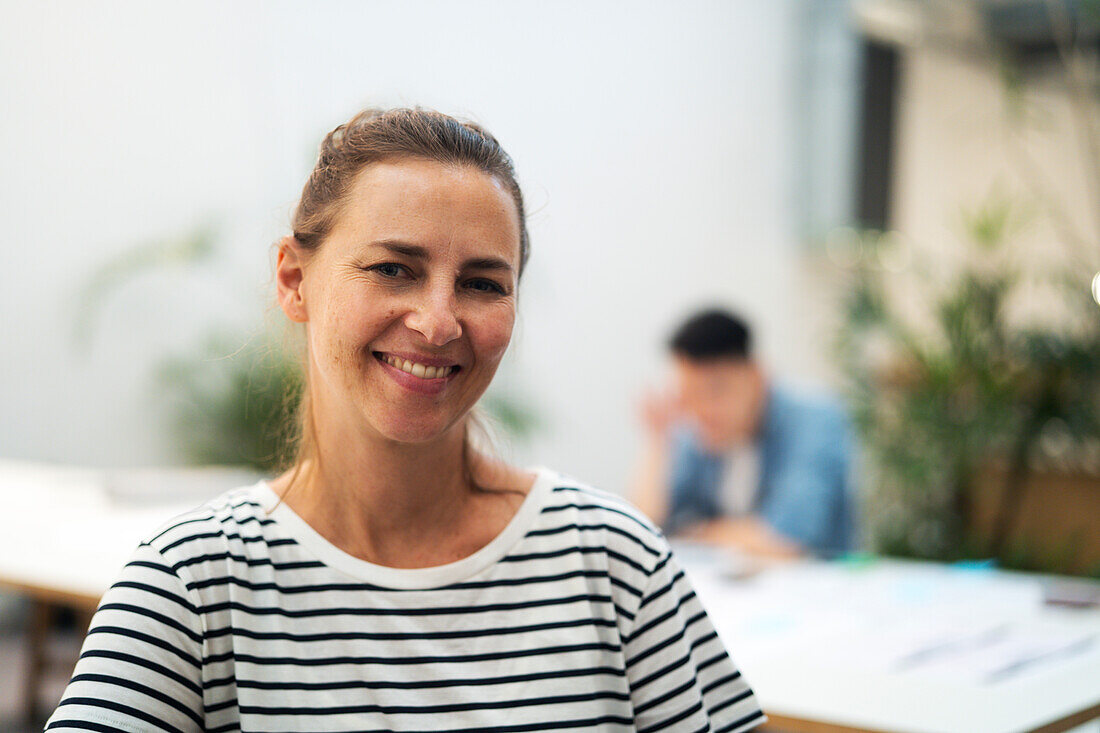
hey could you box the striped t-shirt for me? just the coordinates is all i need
[47,468,765,732]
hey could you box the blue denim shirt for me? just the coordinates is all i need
[665,384,856,556]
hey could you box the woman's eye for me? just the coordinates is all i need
[467,278,506,295]
[369,263,407,278]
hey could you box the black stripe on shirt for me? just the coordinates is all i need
[242,713,636,733]
[525,523,662,558]
[172,551,324,572]
[52,697,188,733]
[542,499,657,536]
[637,559,676,611]
[629,651,696,693]
[84,626,200,669]
[46,721,131,733]
[146,497,268,543]
[236,688,631,716]
[203,614,618,644]
[185,567,634,596]
[707,687,756,717]
[67,674,202,726]
[195,592,613,618]
[714,708,767,733]
[501,545,648,574]
[96,603,202,644]
[205,640,621,667]
[160,531,296,553]
[107,581,196,614]
[209,664,627,692]
[76,649,203,695]
[633,675,697,716]
[638,697,704,733]
[701,670,744,697]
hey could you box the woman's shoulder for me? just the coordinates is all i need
[139,480,279,561]
[533,468,670,565]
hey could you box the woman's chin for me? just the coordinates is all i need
[373,415,465,446]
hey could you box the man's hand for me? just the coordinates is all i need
[630,387,682,525]
[638,388,681,440]
[681,516,803,560]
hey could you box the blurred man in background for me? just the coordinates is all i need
[632,309,855,558]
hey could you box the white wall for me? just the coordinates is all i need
[895,45,1099,253]
[1,0,817,494]
[882,41,1100,346]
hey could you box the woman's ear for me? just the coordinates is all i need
[276,236,309,323]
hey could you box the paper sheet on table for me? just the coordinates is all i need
[809,614,1096,684]
[680,549,1067,680]
[912,626,1096,684]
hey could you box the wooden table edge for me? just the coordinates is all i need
[0,578,101,613]
[1030,701,1100,733]
[761,702,1100,733]
[761,713,892,733]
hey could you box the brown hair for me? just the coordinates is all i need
[292,107,529,269]
[277,107,529,501]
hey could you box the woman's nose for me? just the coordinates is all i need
[405,286,462,346]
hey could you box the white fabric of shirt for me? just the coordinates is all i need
[719,443,761,518]
[47,468,764,733]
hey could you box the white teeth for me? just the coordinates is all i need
[381,354,452,379]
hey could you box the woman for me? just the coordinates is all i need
[47,108,764,732]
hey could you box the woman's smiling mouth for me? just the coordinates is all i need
[374,352,460,380]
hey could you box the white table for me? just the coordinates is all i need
[0,459,260,607]
[0,459,256,721]
[679,546,1100,733]
[0,462,194,607]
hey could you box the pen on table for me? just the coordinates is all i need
[892,625,1009,671]
[984,635,1097,684]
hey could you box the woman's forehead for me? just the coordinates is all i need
[329,159,521,262]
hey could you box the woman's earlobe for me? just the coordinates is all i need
[276,236,309,323]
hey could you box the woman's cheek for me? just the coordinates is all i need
[483,310,516,360]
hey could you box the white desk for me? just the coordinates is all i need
[0,460,242,609]
[680,547,1100,733]
[0,459,256,722]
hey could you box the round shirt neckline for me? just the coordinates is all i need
[253,467,555,590]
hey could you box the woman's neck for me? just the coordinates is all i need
[272,418,532,568]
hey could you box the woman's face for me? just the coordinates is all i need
[278,158,521,446]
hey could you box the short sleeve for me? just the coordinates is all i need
[623,551,765,733]
[45,542,205,732]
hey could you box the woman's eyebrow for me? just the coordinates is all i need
[464,257,514,273]
[375,240,428,259]
[373,240,513,273]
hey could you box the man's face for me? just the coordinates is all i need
[673,356,765,451]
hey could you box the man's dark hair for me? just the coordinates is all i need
[669,309,752,360]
